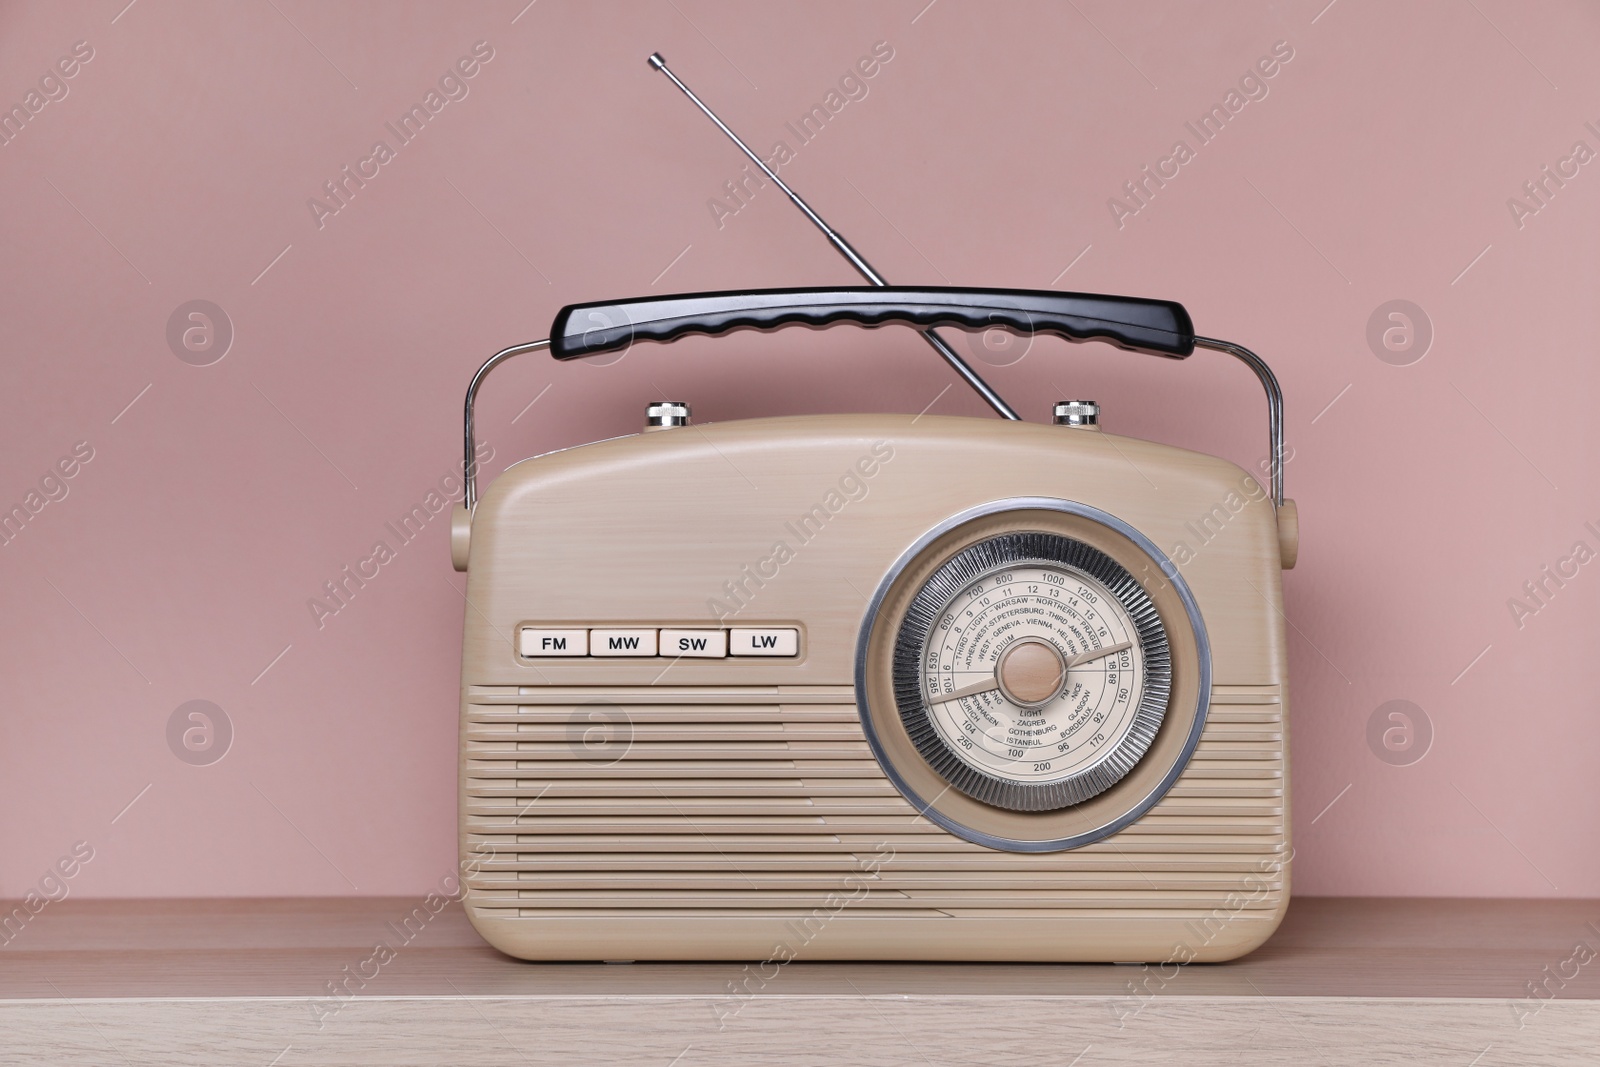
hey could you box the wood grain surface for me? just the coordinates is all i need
[1,897,1596,1064]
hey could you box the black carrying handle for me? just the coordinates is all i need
[550,286,1195,361]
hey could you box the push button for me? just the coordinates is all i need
[520,628,588,657]
[730,627,799,657]
[590,629,659,656]
[659,628,728,658]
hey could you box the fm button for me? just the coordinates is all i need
[519,628,588,657]
[730,627,799,657]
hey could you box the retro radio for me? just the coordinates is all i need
[450,58,1296,963]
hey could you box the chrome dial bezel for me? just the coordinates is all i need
[854,498,1212,853]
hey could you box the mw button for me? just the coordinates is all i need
[590,629,659,657]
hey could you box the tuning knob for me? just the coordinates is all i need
[1053,400,1099,428]
[645,401,691,429]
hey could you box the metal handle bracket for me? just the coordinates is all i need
[463,339,549,512]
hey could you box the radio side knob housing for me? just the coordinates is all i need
[451,505,472,571]
[1276,499,1299,569]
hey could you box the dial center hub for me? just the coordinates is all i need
[996,637,1068,708]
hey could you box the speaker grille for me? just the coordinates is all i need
[461,685,1284,919]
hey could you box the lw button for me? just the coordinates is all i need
[590,629,659,656]
[660,628,727,658]
[730,627,799,657]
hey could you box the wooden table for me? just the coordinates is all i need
[2,897,1596,1064]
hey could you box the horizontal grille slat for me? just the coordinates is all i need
[491,834,1287,854]
[474,723,867,740]
[491,741,876,759]
[471,779,905,798]
[469,761,888,779]
[490,907,1278,920]
[468,707,863,725]
[468,686,855,704]
[473,889,1283,910]
[475,852,1284,873]
[465,813,1286,834]
[503,871,1283,889]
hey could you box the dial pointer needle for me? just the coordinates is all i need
[928,677,1001,706]
[929,641,1133,706]
[1064,641,1133,669]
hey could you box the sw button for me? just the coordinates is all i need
[730,627,799,657]
[590,629,659,657]
[660,628,728,658]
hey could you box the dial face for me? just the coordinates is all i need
[923,563,1144,786]
[893,531,1171,812]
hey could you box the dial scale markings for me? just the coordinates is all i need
[920,564,1145,785]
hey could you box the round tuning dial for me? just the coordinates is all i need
[905,537,1166,811]
[856,499,1210,851]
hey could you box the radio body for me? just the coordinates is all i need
[454,288,1295,962]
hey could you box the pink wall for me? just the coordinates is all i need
[2,0,1597,900]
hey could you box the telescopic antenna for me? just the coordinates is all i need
[647,52,1021,421]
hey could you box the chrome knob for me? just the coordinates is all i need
[645,401,691,429]
[1053,400,1099,428]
